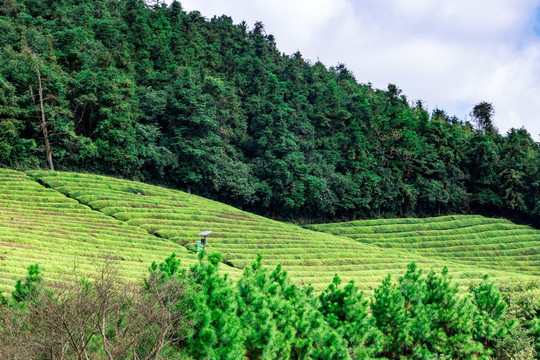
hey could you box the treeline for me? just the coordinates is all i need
[1,0,539,223]
[1,253,538,359]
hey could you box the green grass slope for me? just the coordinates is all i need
[0,168,226,294]
[308,215,540,276]
[23,170,537,292]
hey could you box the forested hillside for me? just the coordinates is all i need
[1,0,539,223]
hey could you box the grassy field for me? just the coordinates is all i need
[307,215,540,277]
[9,170,533,293]
[0,168,234,294]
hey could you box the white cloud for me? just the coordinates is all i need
[177,0,540,139]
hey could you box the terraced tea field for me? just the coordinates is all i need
[0,168,209,294]
[308,216,540,276]
[25,170,537,292]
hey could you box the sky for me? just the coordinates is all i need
[177,0,540,140]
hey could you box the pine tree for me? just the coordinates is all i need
[371,274,412,357]
[472,275,514,356]
[318,275,381,357]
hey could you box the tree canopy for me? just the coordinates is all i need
[1,254,535,359]
[0,0,539,224]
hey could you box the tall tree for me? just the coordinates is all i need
[471,101,497,134]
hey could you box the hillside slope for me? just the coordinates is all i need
[8,170,532,293]
[0,168,235,293]
[308,216,540,276]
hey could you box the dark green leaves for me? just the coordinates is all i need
[1,0,539,223]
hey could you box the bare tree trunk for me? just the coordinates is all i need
[36,64,54,171]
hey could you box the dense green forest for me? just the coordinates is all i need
[1,0,539,223]
[2,253,538,359]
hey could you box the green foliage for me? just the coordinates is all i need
[472,275,514,354]
[471,101,496,134]
[531,317,540,359]
[0,0,538,224]
[0,292,8,306]
[0,76,37,167]
[185,253,245,360]
[11,263,42,304]
[371,274,412,356]
[319,275,382,358]
[2,252,536,359]
[236,254,297,359]
[147,251,245,360]
[1,257,193,359]
[148,252,182,279]
[506,293,540,359]
[371,264,513,358]
[423,267,481,357]
[493,323,537,360]
[237,255,350,360]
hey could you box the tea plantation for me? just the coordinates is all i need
[0,169,531,293]
[0,168,230,294]
[308,216,540,276]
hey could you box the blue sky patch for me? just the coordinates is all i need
[534,6,540,36]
